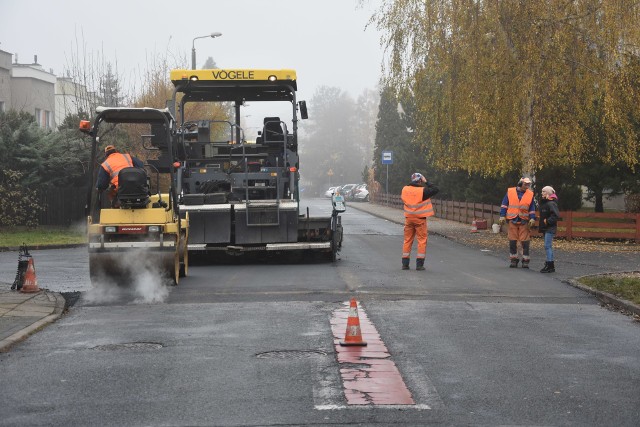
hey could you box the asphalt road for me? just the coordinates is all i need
[0,199,639,426]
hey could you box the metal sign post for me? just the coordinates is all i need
[381,151,393,201]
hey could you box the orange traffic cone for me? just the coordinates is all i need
[20,258,40,293]
[340,298,367,346]
[470,219,479,233]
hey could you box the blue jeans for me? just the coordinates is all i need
[544,231,555,262]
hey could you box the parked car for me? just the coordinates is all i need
[352,184,369,202]
[339,184,358,200]
[324,186,337,198]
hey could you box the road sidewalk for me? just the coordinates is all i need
[0,281,65,352]
[0,200,637,351]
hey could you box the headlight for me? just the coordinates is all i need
[105,226,117,233]
[148,225,160,233]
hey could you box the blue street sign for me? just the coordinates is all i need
[382,151,393,165]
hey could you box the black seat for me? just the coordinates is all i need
[263,117,284,143]
[117,167,150,209]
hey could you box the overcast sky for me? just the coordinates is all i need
[0,0,385,129]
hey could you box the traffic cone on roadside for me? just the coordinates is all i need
[470,219,479,233]
[20,258,40,293]
[340,298,367,346]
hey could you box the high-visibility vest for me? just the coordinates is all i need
[402,185,434,218]
[101,153,133,188]
[506,187,534,220]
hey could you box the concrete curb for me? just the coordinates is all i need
[565,272,640,317]
[0,291,66,352]
[0,243,87,253]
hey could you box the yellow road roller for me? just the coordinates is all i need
[80,107,188,285]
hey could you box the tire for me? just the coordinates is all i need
[160,248,180,286]
[179,232,188,278]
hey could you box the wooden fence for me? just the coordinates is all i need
[32,188,640,241]
[373,193,640,242]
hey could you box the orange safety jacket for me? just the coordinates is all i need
[506,187,534,220]
[402,185,434,218]
[101,153,134,188]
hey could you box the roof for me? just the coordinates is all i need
[170,69,298,102]
[94,107,175,124]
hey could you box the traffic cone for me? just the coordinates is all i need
[340,298,367,346]
[20,258,40,293]
[470,219,479,233]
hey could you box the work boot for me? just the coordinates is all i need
[521,259,529,269]
[416,259,425,271]
[402,258,410,270]
[509,258,519,268]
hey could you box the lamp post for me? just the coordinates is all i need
[191,32,222,70]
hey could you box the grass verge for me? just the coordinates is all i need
[0,227,86,247]
[578,273,640,306]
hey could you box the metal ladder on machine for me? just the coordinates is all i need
[243,122,291,227]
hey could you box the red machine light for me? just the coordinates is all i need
[289,167,297,172]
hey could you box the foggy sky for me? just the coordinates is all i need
[0,0,385,129]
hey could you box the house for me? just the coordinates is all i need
[0,48,94,130]
[4,52,56,129]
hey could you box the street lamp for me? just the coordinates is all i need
[191,32,222,70]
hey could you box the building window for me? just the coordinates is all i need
[34,109,52,129]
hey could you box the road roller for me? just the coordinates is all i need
[80,107,188,285]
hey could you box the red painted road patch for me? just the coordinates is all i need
[331,301,415,405]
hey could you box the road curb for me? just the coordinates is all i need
[0,291,66,352]
[0,243,87,253]
[565,272,640,317]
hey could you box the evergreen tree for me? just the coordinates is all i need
[0,110,43,185]
[202,57,217,69]
[100,63,123,107]
[374,87,427,194]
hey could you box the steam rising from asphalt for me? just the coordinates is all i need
[132,268,170,304]
[85,249,172,304]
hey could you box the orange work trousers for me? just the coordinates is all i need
[402,216,427,259]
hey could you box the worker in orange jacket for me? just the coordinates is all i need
[499,177,537,268]
[96,145,144,202]
[401,172,439,270]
